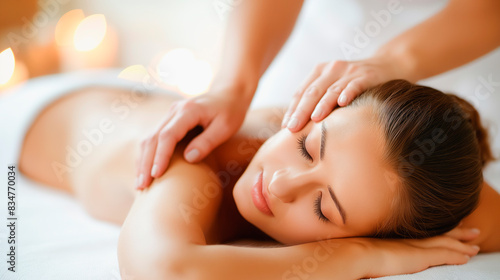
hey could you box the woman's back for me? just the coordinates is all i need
[19,87,278,241]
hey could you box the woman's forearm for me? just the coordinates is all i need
[375,0,500,82]
[214,0,304,96]
[171,240,366,280]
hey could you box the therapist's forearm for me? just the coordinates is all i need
[375,0,500,82]
[214,0,304,96]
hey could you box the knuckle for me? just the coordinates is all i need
[363,69,377,80]
[179,100,196,111]
[319,95,336,107]
[326,85,341,95]
[305,86,322,97]
[141,135,155,147]
[325,60,345,72]
[158,130,173,142]
[346,64,359,74]
[293,90,303,98]
[313,64,324,73]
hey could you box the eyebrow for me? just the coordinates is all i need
[320,121,326,160]
[318,122,346,224]
[328,185,346,224]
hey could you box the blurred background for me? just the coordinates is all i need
[0,0,230,95]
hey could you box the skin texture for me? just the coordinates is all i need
[19,87,499,279]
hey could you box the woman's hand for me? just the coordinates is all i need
[357,227,480,278]
[282,57,402,132]
[136,86,252,190]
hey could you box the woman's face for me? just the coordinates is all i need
[233,105,400,244]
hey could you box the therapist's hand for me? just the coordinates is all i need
[282,57,400,131]
[136,87,252,190]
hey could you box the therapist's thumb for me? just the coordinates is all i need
[184,118,233,163]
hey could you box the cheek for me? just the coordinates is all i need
[265,203,336,244]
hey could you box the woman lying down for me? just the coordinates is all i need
[19,79,500,279]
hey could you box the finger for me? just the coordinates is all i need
[422,248,471,267]
[135,102,179,176]
[184,116,234,163]
[282,65,323,128]
[151,111,202,177]
[282,91,302,129]
[287,72,342,132]
[444,227,481,242]
[408,236,480,256]
[337,77,370,106]
[325,77,351,106]
[311,85,342,121]
[136,135,158,190]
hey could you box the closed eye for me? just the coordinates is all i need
[297,134,313,162]
[314,192,330,223]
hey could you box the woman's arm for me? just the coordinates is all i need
[377,0,500,82]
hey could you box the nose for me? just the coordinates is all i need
[268,168,316,203]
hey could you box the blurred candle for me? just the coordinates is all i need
[56,12,118,71]
[0,48,29,91]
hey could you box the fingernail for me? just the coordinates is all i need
[151,164,158,177]
[185,149,199,162]
[136,174,144,188]
[465,255,470,260]
[470,228,480,234]
[472,245,480,251]
[287,117,299,130]
[338,94,347,105]
[311,107,323,119]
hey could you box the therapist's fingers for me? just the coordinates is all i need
[282,64,324,128]
[310,85,342,121]
[137,134,158,190]
[337,77,371,107]
[150,109,203,179]
[184,116,234,164]
[287,74,341,132]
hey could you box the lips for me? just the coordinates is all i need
[251,170,273,216]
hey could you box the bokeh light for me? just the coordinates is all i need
[156,48,213,96]
[0,48,16,85]
[74,14,107,51]
[55,9,86,47]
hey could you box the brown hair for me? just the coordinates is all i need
[351,80,494,238]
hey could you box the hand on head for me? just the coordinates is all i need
[282,57,400,131]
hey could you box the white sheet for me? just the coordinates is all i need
[0,70,499,280]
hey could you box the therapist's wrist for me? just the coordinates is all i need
[210,74,259,103]
[374,44,420,83]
